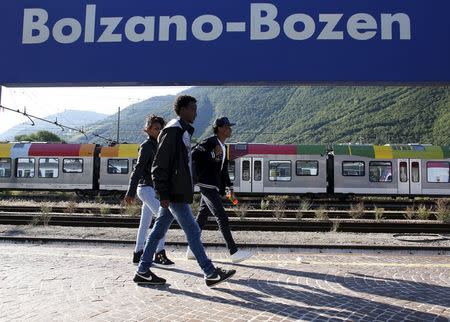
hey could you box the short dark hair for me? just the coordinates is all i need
[144,114,166,130]
[173,95,197,115]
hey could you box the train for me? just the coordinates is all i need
[0,142,449,197]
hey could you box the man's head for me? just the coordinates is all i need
[213,117,235,139]
[144,115,165,139]
[174,95,197,124]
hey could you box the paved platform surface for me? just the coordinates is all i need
[1,242,449,322]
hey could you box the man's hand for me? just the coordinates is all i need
[124,195,135,205]
[160,200,170,208]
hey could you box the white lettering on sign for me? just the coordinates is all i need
[21,4,412,44]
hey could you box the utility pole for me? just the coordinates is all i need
[116,106,120,143]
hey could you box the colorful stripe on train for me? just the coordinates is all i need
[333,144,450,159]
[0,143,95,158]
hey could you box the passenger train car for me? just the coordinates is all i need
[0,142,448,197]
[228,144,328,195]
[0,143,97,191]
[333,144,450,196]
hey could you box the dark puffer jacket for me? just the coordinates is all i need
[192,135,232,196]
[152,118,195,204]
[125,137,158,198]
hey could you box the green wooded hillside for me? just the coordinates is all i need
[74,86,450,145]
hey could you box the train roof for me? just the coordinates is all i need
[99,144,140,158]
[0,143,96,158]
[333,144,450,159]
[228,143,327,159]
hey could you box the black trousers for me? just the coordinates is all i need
[196,187,238,255]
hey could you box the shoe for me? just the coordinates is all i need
[230,250,252,263]
[133,250,143,264]
[153,250,175,266]
[186,247,195,260]
[133,270,166,285]
[205,267,236,288]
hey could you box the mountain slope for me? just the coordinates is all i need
[78,86,450,145]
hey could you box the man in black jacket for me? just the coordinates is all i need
[133,95,236,288]
[189,117,252,263]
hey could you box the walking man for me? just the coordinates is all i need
[124,115,174,266]
[133,95,236,287]
[189,117,252,263]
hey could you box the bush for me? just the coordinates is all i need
[374,207,385,221]
[315,206,329,220]
[39,204,53,226]
[349,202,364,219]
[270,196,288,220]
[100,204,111,216]
[260,198,270,210]
[404,206,416,220]
[234,203,251,220]
[435,199,450,222]
[416,205,430,220]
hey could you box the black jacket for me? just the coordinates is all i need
[125,137,158,198]
[192,135,232,196]
[152,118,195,203]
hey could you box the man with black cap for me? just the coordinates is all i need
[190,117,252,263]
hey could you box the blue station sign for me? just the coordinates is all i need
[0,0,449,86]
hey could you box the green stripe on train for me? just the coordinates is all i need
[332,145,375,157]
[296,145,327,155]
[391,146,444,159]
[443,146,450,159]
[332,145,350,155]
[333,144,449,159]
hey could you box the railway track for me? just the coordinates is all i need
[0,204,441,220]
[1,213,449,233]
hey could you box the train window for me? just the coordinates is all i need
[427,161,449,183]
[296,160,318,176]
[411,162,420,182]
[107,159,129,174]
[269,161,292,181]
[369,161,393,182]
[254,160,262,181]
[38,158,59,178]
[63,158,83,173]
[399,162,408,182]
[0,158,11,177]
[242,160,250,181]
[16,158,35,178]
[342,161,365,176]
[228,160,235,183]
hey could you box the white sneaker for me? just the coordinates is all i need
[230,250,252,263]
[186,246,195,260]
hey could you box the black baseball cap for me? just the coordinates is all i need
[213,117,236,128]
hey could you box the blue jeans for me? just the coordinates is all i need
[135,185,165,253]
[137,202,215,277]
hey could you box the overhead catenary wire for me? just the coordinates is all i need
[0,104,116,144]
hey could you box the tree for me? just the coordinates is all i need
[15,130,65,143]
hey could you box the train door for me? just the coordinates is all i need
[410,159,422,194]
[240,157,264,193]
[252,158,264,193]
[397,159,409,194]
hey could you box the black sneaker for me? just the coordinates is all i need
[133,270,166,285]
[153,250,175,266]
[205,267,236,288]
[133,250,143,264]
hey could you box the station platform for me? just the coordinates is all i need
[1,241,449,321]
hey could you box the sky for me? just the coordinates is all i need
[0,86,191,135]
